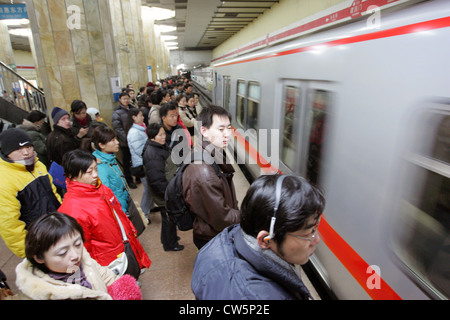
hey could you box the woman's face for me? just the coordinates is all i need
[99,137,120,154]
[133,111,144,125]
[72,160,98,186]
[151,127,166,145]
[34,231,84,274]
[73,107,87,121]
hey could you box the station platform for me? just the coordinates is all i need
[0,157,320,300]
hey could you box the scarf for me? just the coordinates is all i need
[75,116,88,128]
[48,264,92,289]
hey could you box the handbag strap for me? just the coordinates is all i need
[107,162,132,197]
[112,208,129,243]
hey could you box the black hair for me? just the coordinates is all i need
[119,92,130,100]
[146,122,163,140]
[197,104,231,129]
[62,149,96,180]
[70,100,87,114]
[240,175,325,251]
[124,108,141,134]
[26,110,46,123]
[91,126,116,151]
[176,93,186,104]
[159,101,178,119]
[150,90,163,105]
[25,212,85,272]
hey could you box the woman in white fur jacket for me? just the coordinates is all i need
[15,212,120,300]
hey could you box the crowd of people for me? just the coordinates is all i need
[0,75,325,300]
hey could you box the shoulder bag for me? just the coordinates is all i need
[108,208,141,280]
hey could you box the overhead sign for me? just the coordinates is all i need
[0,4,28,20]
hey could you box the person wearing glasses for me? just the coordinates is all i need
[191,174,325,300]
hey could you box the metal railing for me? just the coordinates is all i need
[0,60,47,113]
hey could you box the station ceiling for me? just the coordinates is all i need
[142,0,279,50]
[3,0,279,52]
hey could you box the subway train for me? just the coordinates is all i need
[194,0,450,299]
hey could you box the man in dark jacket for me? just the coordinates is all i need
[191,174,325,300]
[182,105,240,249]
[112,92,137,188]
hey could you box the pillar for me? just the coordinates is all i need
[25,0,148,125]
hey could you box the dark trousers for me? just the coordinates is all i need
[160,208,178,250]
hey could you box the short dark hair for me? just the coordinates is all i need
[25,212,85,272]
[197,104,231,129]
[70,100,87,114]
[159,101,178,119]
[240,175,325,252]
[62,149,96,180]
[26,110,46,123]
[147,122,163,140]
[119,92,130,100]
[91,126,116,151]
[176,93,186,103]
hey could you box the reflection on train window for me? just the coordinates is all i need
[247,82,260,130]
[306,89,330,186]
[223,76,231,111]
[281,86,301,170]
[237,80,246,127]
[394,111,449,299]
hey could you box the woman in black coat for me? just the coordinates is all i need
[142,123,182,252]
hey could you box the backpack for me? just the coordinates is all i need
[164,152,224,231]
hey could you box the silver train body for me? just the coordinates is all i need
[201,0,450,299]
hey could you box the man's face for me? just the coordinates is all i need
[201,115,232,149]
[8,145,35,162]
[163,109,179,129]
[270,216,321,265]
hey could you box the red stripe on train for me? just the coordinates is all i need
[232,127,402,299]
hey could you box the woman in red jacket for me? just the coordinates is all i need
[58,149,151,277]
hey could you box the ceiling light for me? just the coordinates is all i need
[8,28,32,37]
[164,41,178,46]
[161,35,177,41]
[3,19,29,26]
[141,6,175,21]
[167,46,179,50]
[154,24,176,33]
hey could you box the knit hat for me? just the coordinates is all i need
[51,107,69,124]
[0,128,34,156]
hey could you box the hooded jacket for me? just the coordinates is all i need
[182,141,240,241]
[58,179,151,269]
[15,249,118,300]
[0,155,61,257]
[191,224,312,300]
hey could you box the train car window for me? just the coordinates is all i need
[281,85,301,170]
[306,89,330,186]
[247,82,260,130]
[237,80,246,127]
[223,76,231,111]
[393,109,449,299]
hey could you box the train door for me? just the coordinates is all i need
[390,103,450,299]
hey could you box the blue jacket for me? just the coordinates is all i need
[92,150,129,212]
[191,224,312,300]
[126,123,147,167]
